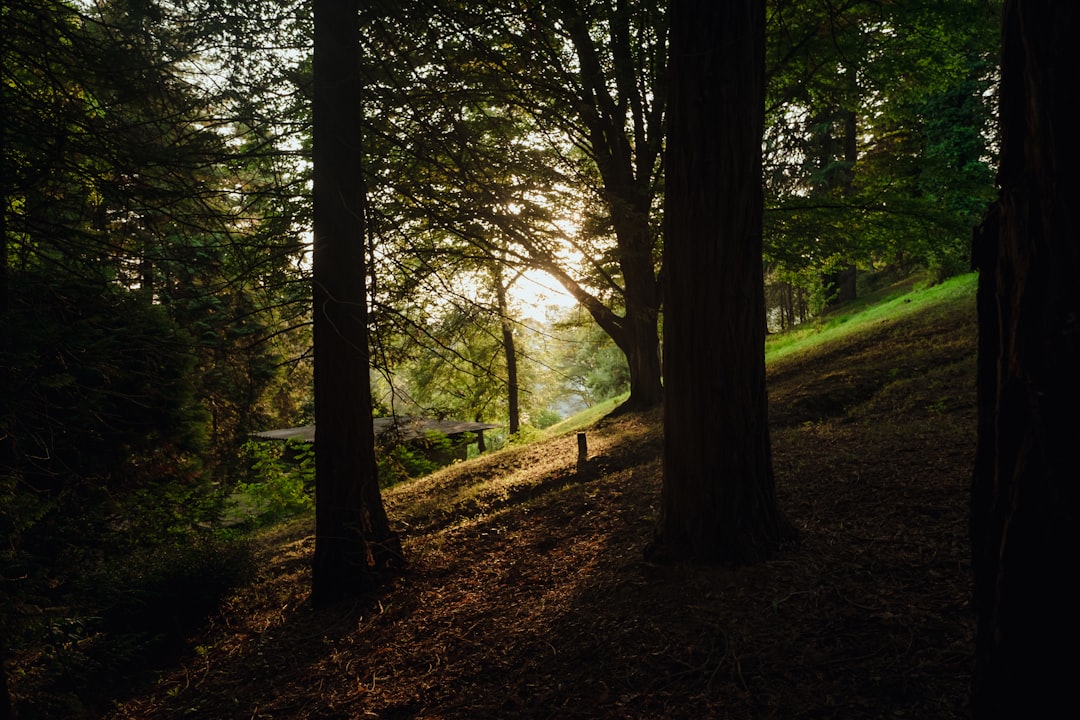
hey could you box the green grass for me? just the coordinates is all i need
[538,393,629,438]
[531,272,979,441]
[765,272,978,364]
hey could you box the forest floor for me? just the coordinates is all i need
[108,280,977,720]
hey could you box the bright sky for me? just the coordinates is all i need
[513,269,576,323]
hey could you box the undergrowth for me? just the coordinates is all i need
[5,270,981,720]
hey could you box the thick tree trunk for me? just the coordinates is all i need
[310,0,398,606]
[1,195,7,317]
[652,0,786,564]
[618,234,663,411]
[971,2,1079,715]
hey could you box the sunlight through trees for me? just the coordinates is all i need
[2,0,1010,714]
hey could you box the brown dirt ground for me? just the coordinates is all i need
[106,290,977,719]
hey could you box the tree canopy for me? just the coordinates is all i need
[764,0,998,308]
[2,0,1006,713]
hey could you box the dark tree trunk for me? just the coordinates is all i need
[494,269,520,434]
[618,263,663,411]
[0,172,9,720]
[971,2,1080,716]
[824,264,857,307]
[652,0,786,564]
[310,0,398,606]
[822,69,859,309]
[1,189,7,317]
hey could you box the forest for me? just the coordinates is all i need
[2,0,1074,718]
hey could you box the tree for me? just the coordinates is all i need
[357,0,667,411]
[493,264,521,434]
[547,0,666,410]
[549,307,631,406]
[763,0,999,315]
[1,0,294,558]
[971,1,1079,715]
[2,0,317,709]
[382,294,515,426]
[3,0,309,468]
[650,0,787,563]
[310,0,399,605]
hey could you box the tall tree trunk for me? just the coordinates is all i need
[822,67,859,309]
[1,189,7,317]
[617,218,664,411]
[971,2,1080,716]
[615,302,663,409]
[310,0,398,606]
[494,266,520,434]
[0,165,9,720]
[652,0,787,564]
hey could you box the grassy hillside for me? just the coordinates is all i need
[766,271,977,362]
[90,272,978,719]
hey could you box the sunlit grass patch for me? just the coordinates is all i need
[540,393,628,438]
[766,272,977,364]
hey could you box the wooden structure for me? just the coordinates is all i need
[251,417,500,464]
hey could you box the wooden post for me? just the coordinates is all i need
[577,432,588,472]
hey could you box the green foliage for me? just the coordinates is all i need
[3,3,312,713]
[4,0,312,477]
[85,536,253,641]
[765,272,978,364]
[0,271,216,548]
[377,431,455,488]
[374,275,537,431]
[378,444,438,488]
[549,308,631,406]
[0,268,242,715]
[235,440,315,525]
[358,0,668,410]
[534,394,628,441]
[531,408,562,430]
[6,534,253,719]
[763,0,999,313]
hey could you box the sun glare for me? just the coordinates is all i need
[513,269,576,323]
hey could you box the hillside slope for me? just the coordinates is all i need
[110,278,978,719]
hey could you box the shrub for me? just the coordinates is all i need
[7,533,253,719]
[234,439,315,526]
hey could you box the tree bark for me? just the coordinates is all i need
[494,266,520,434]
[652,0,787,564]
[617,219,664,411]
[311,0,398,606]
[971,2,1080,715]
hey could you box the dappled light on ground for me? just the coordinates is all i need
[108,287,976,719]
